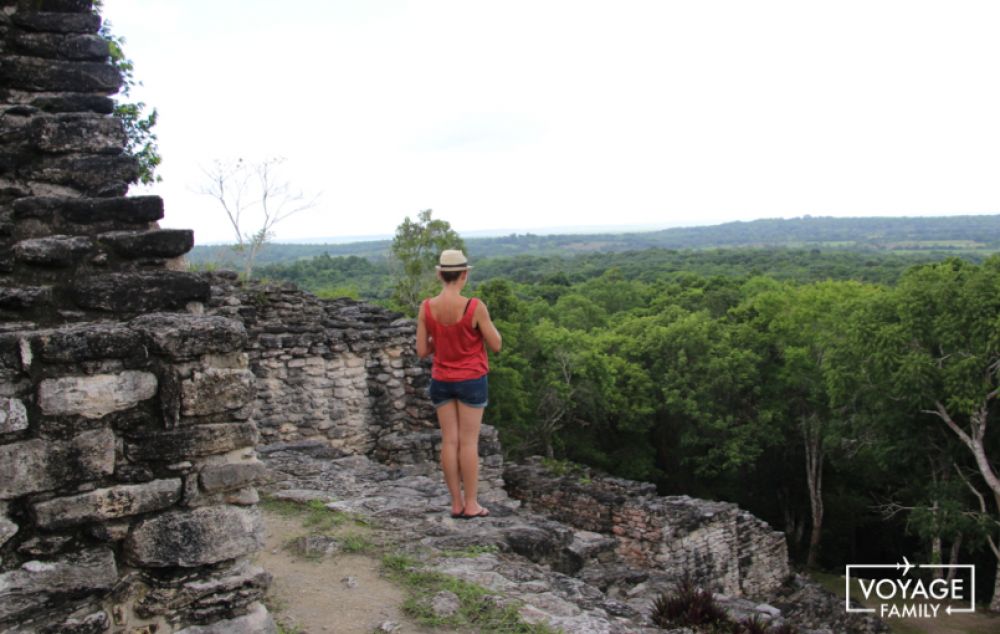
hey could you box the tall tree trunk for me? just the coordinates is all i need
[991,563,1000,613]
[946,534,962,583]
[802,414,824,569]
[931,535,943,578]
[931,403,1000,610]
[931,498,943,578]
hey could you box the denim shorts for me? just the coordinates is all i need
[429,375,488,409]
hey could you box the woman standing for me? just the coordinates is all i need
[416,250,502,519]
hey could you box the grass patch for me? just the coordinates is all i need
[382,552,421,573]
[380,552,560,633]
[438,544,500,559]
[264,494,377,563]
[275,622,305,634]
[260,495,369,533]
[259,496,314,518]
[301,500,350,532]
[341,533,375,554]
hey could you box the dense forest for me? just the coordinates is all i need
[190,218,1000,608]
[187,213,1000,267]
[248,247,980,303]
[468,255,1000,608]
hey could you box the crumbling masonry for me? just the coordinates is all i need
[0,1,273,631]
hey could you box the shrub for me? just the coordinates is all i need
[650,577,729,629]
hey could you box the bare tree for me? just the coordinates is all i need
[198,157,319,279]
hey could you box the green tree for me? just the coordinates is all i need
[746,280,880,569]
[613,307,767,492]
[859,257,1000,609]
[390,209,465,315]
[96,3,161,184]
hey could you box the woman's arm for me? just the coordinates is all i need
[474,301,502,353]
[416,301,434,358]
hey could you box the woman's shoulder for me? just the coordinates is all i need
[420,297,435,317]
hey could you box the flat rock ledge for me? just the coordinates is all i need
[260,445,886,634]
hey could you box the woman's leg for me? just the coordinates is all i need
[456,401,487,515]
[436,401,463,515]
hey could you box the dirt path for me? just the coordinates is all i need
[256,510,425,634]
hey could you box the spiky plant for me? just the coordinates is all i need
[650,576,729,629]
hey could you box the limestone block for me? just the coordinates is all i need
[0,56,120,94]
[129,313,247,359]
[0,285,52,310]
[0,428,115,499]
[0,507,17,548]
[11,11,102,33]
[98,229,195,259]
[31,478,182,529]
[135,560,271,619]
[38,370,157,419]
[124,505,264,567]
[181,369,254,417]
[73,271,210,313]
[20,0,95,11]
[223,487,259,506]
[42,610,111,634]
[199,461,267,493]
[125,423,258,462]
[30,153,138,196]
[0,547,117,622]
[16,534,73,557]
[10,32,110,61]
[32,113,125,154]
[0,397,28,433]
[87,520,131,542]
[33,321,145,362]
[175,602,276,634]
[30,93,115,114]
[14,234,92,266]
[13,195,163,226]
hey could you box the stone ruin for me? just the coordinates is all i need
[0,1,270,631]
[0,2,881,632]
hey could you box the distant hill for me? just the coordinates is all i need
[186,214,1000,266]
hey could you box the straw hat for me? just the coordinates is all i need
[436,249,472,270]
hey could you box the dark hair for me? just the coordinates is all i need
[440,270,464,284]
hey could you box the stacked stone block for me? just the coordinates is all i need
[504,457,790,598]
[202,274,506,487]
[0,2,271,631]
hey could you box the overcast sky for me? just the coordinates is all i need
[100,0,1000,245]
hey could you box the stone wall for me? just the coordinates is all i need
[504,457,790,598]
[201,274,506,489]
[0,2,272,631]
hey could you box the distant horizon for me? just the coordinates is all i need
[191,211,1000,247]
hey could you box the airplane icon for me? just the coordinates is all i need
[897,556,914,576]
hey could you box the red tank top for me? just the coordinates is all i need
[424,297,489,381]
